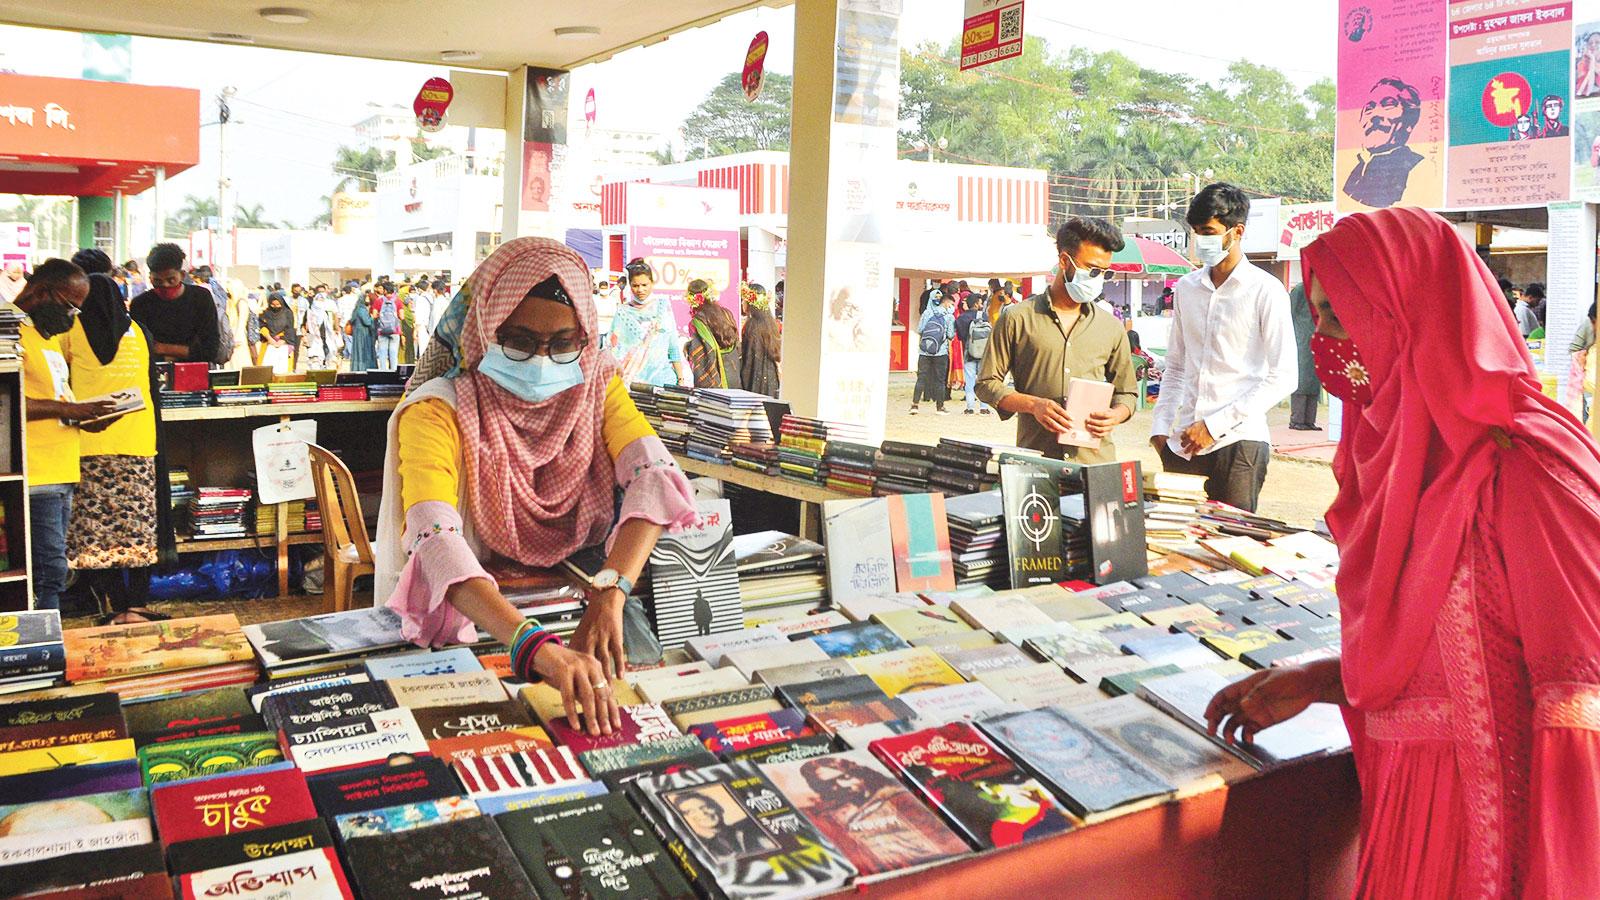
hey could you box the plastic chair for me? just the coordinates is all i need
[307,443,375,613]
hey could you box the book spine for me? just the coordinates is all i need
[0,642,65,676]
[824,442,879,465]
[879,441,936,461]
[874,457,933,479]
[780,435,828,455]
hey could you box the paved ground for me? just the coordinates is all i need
[884,373,1339,528]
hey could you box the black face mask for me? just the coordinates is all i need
[30,302,75,338]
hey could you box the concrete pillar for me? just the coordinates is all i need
[781,0,903,440]
[500,67,529,242]
[501,65,570,242]
[1547,201,1597,415]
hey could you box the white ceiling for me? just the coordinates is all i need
[0,0,790,72]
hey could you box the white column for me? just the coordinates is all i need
[1547,201,1597,415]
[500,67,529,241]
[152,166,166,247]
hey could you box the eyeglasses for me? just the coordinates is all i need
[1062,252,1110,280]
[497,332,587,364]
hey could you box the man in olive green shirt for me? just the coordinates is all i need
[975,217,1138,463]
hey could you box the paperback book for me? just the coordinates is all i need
[495,793,699,899]
[341,815,533,899]
[886,493,956,592]
[166,818,334,876]
[1000,463,1068,588]
[331,797,480,841]
[151,764,316,845]
[64,614,253,683]
[648,499,744,648]
[977,707,1174,820]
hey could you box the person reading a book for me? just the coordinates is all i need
[14,259,119,612]
[1205,207,1600,897]
[975,217,1138,462]
[64,248,171,625]
[1149,184,1296,513]
[377,238,697,737]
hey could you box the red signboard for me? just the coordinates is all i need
[960,0,1025,71]
[413,76,453,133]
[742,31,770,101]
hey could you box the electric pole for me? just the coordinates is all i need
[216,86,235,275]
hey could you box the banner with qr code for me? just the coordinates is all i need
[961,0,1025,71]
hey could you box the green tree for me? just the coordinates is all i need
[165,195,217,235]
[681,72,794,159]
[233,202,273,229]
[332,145,393,193]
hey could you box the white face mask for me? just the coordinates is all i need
[1195,232,1232,267]
[1060,258,1105,304]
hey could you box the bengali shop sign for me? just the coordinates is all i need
[1446,0,1573,208]
[1335,0,1448,213]
[624,183,742,336]
[961,0,1024,71]
[1277,202,1338,260]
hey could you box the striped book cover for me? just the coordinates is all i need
[451,746,588,797]
[647,499,744,650]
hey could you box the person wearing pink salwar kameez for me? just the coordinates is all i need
[1207,207,1600,898]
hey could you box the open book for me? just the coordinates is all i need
[71,389,145,425]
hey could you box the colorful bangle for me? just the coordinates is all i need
[511,624,561,682]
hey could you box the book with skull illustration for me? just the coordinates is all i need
[646,500,743,650]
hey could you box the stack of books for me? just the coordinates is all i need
[167,466,194,515]
[0,304,24,360]
[730,441,780,476]
[317,384,368,402]
[824,440,878,496]
[732,531,828,621]
[653,385,694,454]
[0,609,65,695]
[946,490,1009,588]
[159,388,212,409]
[304,497,322,533]
[685,389,773,464]
[212,385,268,406]
[62,613,259,699]
[267,382,318,404]
[254,500,314,536]
[931,439,1037,495]
[1143,471,1208,506]
[875,441,935,495]
[368,383,405,400]
[628,382,660,430]
[188,487,253,540]
[775,416,828,485]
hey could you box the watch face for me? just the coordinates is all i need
[592,570,618,589]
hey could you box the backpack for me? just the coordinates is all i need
[919,314,947,356]
[965,315,992,361]
[376,295,400,336]
[206,281,235,365]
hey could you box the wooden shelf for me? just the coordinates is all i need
[0,474,23,484]
[0,568,27,584]
[671,453,855,506]
[175,533,325,553]
[161,399,400,422]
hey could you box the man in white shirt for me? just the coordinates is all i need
[1150,183,1297,512]
[410,277,436,357]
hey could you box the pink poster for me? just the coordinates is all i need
[628,225,743,338]
[1336,0,1448,213]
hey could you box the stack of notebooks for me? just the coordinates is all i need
[653,385,694,454]
[159,388,212,409]
[685,389,774,463]
[187,487,253,540]
[212,385,269,406]
[875,441,934,495]
[317,384,368,402]
[267,382,319,404]
[824,440,878,497]
[732,530,828,621]
[730,441,781,476]
[62,613,259,699]
[0,303,23,360]
[0,609,65,695]
[945,491,1009,588]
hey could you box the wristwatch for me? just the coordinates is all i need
[590,568,634,599]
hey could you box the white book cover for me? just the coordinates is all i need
[897,682,1015,725]
[725,639,828,680]
[634,666,750,704]
[0,817,151,866]
[289,707,428,773]
[685,624,786,668]
[822,498,896,602]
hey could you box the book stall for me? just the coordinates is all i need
[0,382,1359,898]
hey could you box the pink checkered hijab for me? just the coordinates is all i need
[452,237,620,565]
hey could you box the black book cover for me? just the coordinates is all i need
[647,499,743,648]
[1113,591,1185,617]
[140,711,267,747]
[343,814,536,899]
[1240,605,1318,629]
[943,490,1004,529]
[1173,582,1252,611]
[929,469,992,495]
[261,680,396,733]
[3,840,166,897]
[1001,464,1067,589]
[873,454,934,480]
[824,440,880,465]
[1132,572,1205,594]
[1240,640,1323,670]
[243,664,368,705]
[730,531,824,574]
[123,686,254,743]
[933,447,999,473]
[879,440,936,461]
[978,707,1174,818]
[166,817,334,875]
[410,700,534,740]
[496,793,698,899]
[0,692,123,744]
[1277,620,1343,646]
[307,756,460,818]
[1080,461,1148,584]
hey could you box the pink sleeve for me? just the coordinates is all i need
[608,435,697,552]
[385,499,492,648]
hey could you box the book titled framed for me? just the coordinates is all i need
[1001,463,1067,588]
[887,493,956,592]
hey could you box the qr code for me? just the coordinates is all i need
[999,6,1022,42]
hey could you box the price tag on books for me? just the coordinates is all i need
[253,420,318,505]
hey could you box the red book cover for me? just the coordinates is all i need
[426,727,555,766]
[868,722,1073,850]
[686,708,814,754]
[173,363,211,393]
[542,702,681,752]
[152,765,316,845]
[886,493,956,593]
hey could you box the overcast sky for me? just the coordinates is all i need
[0,1,1335,226]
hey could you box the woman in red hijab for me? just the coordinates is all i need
[1207,207,1600,897]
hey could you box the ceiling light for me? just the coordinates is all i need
[209,33,256,44]
[440,50,480,62]
[554,26,601,39]
[258,7,311,24]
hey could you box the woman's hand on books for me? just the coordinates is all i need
[1204,658,1344,746]
[571,589,627,683]
[532,642,623,737]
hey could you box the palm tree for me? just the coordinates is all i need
[331,146,392,193]
[166,195,217,236]
[233,202,273,229]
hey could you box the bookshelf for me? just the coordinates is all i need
[0,360,31,611]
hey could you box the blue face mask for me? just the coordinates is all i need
[476,344,585,402]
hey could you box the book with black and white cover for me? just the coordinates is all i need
[732,531,825,574]
[977,706,1173,820]
[1136,669,1351,767]
[1000,464,1067,588]
[648,499,744,649]
[242,607,410,670]
[1066,695,1255,791]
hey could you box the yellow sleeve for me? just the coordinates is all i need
[602,375,655,460]
[397,398,463,511]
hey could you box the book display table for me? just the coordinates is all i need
[672,453,855,541]
[159,399,399,596]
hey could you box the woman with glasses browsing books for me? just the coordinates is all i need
[376,238,697,736]
[1205,207,1600,897]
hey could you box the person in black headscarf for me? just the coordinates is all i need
[260,291,298,373]
[66,248,172,624]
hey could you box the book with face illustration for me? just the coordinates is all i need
[647,500,744,649]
